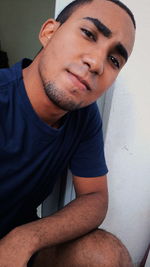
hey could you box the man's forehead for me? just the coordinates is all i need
[65,0,135,55]
[69,0,131,24]
[70,0,121,16]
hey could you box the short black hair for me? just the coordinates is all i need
[56,0,136,29]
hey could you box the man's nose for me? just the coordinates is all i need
[82,51,105,76]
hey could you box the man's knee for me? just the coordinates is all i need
[90,229,133,267]
[57,229,133,267]
[32,229,133,267]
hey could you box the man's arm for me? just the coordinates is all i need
[0,175,108,267]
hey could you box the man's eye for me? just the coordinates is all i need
[81,28,96,41]
[108,55,120,69]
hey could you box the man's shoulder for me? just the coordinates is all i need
[0,66,18,90]
[0,67,13,87]
[0,60,24,89]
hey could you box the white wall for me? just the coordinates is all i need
[0,0,55,65]
[55,0,71,17]
[55,0,150,265]
[102,0,150,265]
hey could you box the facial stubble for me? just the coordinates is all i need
[43,82,84,112]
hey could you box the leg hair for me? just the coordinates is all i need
[31,229,133,267]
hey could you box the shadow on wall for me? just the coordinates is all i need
[0,41,9,68]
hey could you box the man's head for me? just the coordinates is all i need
[37,0,135,112]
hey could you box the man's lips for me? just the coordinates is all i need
[67,71,92,92]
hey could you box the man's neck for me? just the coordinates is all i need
[22,58,67,127]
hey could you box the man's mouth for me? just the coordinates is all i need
[67,70,92,92]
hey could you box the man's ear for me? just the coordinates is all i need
[39,19,60,47]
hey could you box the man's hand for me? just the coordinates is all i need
[0,227,34,267]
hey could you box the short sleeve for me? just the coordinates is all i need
[70,103,108,177]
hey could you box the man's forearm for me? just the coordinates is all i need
[11,192,108,258]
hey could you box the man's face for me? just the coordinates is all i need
[38,0,135,111]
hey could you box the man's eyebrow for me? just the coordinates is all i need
[115,43,128,62]
[83,17,128,62]
[83,17,112,38]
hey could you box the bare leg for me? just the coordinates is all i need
[31,229,133,267]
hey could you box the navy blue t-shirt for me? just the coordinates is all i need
[0,59,108,238]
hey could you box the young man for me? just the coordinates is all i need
[0,0,135,266]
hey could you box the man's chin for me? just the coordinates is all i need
[44,82,84,111]
[51,98,83,112]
